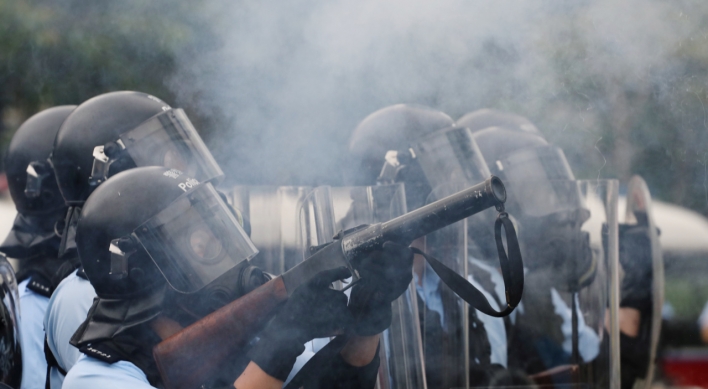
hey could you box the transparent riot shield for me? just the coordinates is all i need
[297,186,338,260]
[330,184,427,389]
[423,179,620,389]
[620,176,663,389]
[0,254,21,387]
[228,186,315,275]
[423,181,513,389]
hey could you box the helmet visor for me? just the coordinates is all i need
[134,183,258,293]
[411,126,491,194]
[500,145,582,217]
[120,109,224,184]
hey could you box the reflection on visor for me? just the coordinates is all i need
[134,183,258,293]
[120,109,224,184]
[189,224,224,264]
[500,146,584,217]
[502,145,574,182]
[163,148,190,173]
[412,126,491,192]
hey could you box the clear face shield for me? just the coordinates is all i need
[494,145,579,218]
[129,183,258,294]
[421,179,620,388]
[89,108,224,188]
[411,126,501,261]
[377,126,491,212]
[411,125,492,192]
[331,184,426,389]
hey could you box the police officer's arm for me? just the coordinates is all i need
[241,268,353,388]
[151,317,286,389]
[320,242,413,387]
[234,362,283,389]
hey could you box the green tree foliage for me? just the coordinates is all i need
[0,0,202,152]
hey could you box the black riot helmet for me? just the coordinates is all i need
[347,104,454,209]
[76,166,257,299]
[72,167,259,345]
[52,91,223,206]
[0,106,75,260]
[471,127,594,290]
[471,127,579,219]
[457,108,542,136]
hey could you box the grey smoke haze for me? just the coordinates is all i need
[167,0,707,189]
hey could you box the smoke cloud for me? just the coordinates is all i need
[167,0,708,195]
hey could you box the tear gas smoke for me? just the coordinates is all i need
[166,0,708,205]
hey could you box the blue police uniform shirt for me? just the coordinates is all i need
[18,279,49,389]
[467,259,509,367]
[64,349,316,388]
[414,259,510,366]
[414,261,446,327]
[414,258,600,368]
[43,271,96,388]
[550,288,600,362]
[63,354,155,389]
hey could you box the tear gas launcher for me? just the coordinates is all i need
[154,176,520,389]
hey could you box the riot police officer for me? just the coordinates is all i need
[47,92,411,388]
[1,106,76,389]
[461,111,661,388]
[348,104,524,388]
[43,91,224,388]
[63,166,408,388]
[468,126,604,377]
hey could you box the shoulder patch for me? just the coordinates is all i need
[28,275,53,297]
[80,343,121,364]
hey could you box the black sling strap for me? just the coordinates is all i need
[284,212,523,387]
[412,212,524,318]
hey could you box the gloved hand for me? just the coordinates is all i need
[348,241,414,336]
[248,267,352,381]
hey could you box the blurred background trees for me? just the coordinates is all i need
[0,0,202,148]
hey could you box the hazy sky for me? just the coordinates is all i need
[167,0,705,188]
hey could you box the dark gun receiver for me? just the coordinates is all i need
[154,176,507,389]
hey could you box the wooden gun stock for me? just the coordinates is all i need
[153,276,288,389]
